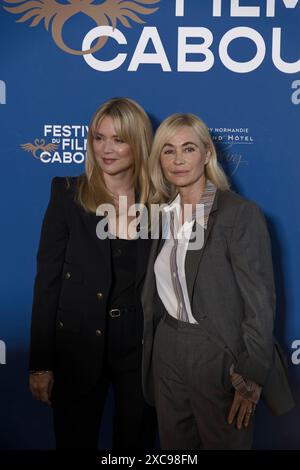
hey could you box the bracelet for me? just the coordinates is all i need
[30,370,51,375]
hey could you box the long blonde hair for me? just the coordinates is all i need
[149,113,229,203]
[77,97,153,212]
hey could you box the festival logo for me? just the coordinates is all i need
[21,124,88,163]
[21,139,58,159]
[3,0,160,55]
[3,1,299,74]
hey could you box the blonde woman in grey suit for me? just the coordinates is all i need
[142,113,294,450]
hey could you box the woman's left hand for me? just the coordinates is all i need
[227,390,255,430]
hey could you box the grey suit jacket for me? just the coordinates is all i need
[142,189,294,415]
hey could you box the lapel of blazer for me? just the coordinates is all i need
[133,196,155,289]
[81,209,111,273]
[135,236,152,288]
[141,215,166,305]
[68,177,111,283]
[185,190,220,305]
[141,235,166,321]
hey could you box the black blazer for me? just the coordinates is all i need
[29,176,151,392]
[142,189,295,415]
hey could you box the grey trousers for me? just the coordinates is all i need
[153,313,254,450]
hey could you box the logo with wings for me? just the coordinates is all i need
[3,0,160,55]
[21,139,58,159]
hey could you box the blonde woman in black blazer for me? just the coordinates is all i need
[142,113,294,450]
[29,98,156,450]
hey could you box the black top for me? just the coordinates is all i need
[108,236,138,308]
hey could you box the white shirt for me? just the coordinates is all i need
[154,194,203,323]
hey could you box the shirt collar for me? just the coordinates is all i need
[163,179,217,229]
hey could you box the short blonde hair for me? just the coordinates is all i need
[149,113,229,203]
[78,97,153,212]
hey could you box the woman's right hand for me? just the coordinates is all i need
[29,371,54,406]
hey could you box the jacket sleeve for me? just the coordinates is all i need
[29,177,69,370]
[229,201,275,385]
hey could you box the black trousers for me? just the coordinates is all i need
[52,309,156,451]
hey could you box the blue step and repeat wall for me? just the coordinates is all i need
[0,0,300,450]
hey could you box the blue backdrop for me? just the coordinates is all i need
[0,0,299,450]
